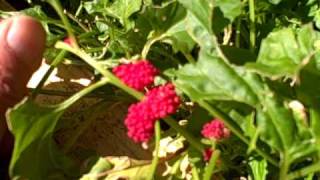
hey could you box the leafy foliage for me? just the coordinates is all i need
[246,25,320,80]
[8,100,78,180]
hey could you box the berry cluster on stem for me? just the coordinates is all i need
[201,119,230,161]
[202,119,230,140]
[113,60,159,91]
[115,60,180,143]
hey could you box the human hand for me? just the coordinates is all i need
[0,16,46,163]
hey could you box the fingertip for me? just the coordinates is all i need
[6,16,46,71]
[0,16,46,109]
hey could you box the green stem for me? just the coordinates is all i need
[56,41,144,100]
[65,11,89,32]
[203,150,221,180]
[198,100,278,167]
[235,18,241,48]
[163,117,204,152]
[75,1,83,17]
[46,19,66,29]
[191,163,201,180]
[47,0,79,48]
[141,33,165,59]
[279,155,289,180]
[148,121,161,180]
[85,47,105,53]
[31,50,67,99]
[29,88,120,99]
[77,31,99,39]
[310,104,320,159]
[249,0,255,52]
[288,161,320,179]
[183,53,196,64]
[57,78,109,111]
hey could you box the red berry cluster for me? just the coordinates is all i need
[113,60,180,142]
[113,61,159,91]
[201,119,230,140]
[124,83,181,143]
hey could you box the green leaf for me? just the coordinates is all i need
[245,73,318,165]
[244,74,296,152]
[162,17,196,53]
[83,0,109,14]
[174,50,258,106]
[256,110,283,152]
[260,98,296,151]
[177,0,213,33]
[309,3,320,29]
[246,25,320,80]
[142,2,195,54]
[249,158,268,180]
[198,51,259,105]
[8,100,78,180]
[174,63,227,101]
[268,0,282,5]
[215,0,242,22]
[84,0,142,30]
[236,112,258,151]
[106,0,142,29]
[80,158,113,180]
[185,11,216,50]
[144,2,187,33]
[310,103,320,158]
[105,164,152,179]
[178,0,241,36]
[310,104,320,141]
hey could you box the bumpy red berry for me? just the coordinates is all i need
[201,119,230,140]
[124,83,181,143]
[144,83,180,119]
[124,102,157,142]
[113,61,159,91]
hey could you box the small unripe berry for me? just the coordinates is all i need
[203,148,213,162]
[63,37,72,45]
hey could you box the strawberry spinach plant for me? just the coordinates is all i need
[2,0,320,179]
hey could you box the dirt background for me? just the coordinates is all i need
[34,64,151,163]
